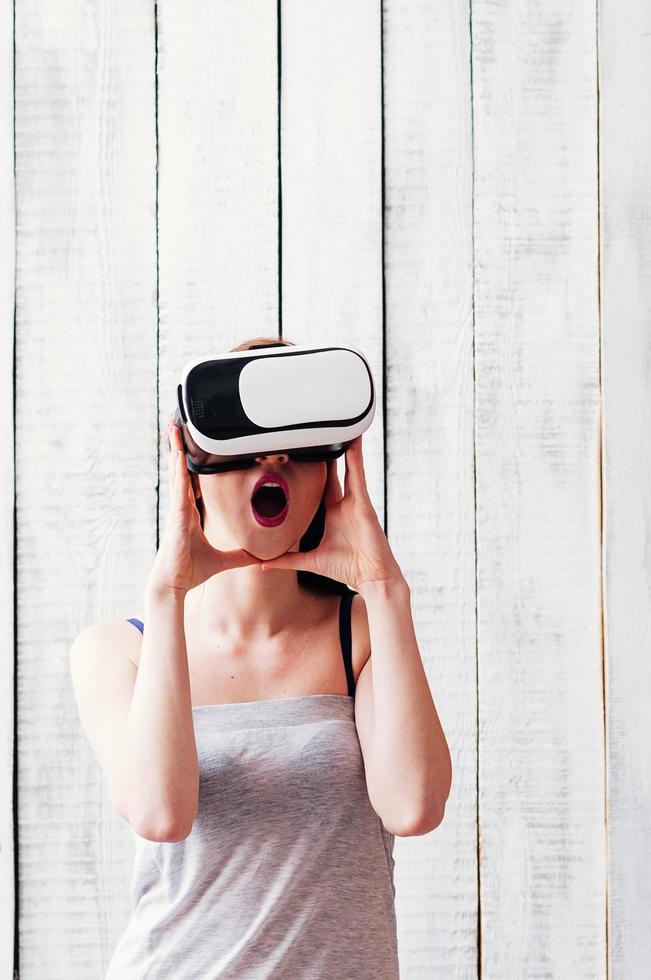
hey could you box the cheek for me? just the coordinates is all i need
[299,467,327,502]
[301,471,327,514]
[203,479,245,518]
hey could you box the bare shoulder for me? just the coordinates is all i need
[71,616,144,644]
[122,618,144,665]
[70,617,143,665]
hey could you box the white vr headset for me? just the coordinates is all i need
[174,343,376,474]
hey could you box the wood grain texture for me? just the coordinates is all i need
[280,0,384,512]
[156,0,279,396]
[154,0,279,554]
[382,1,477,976]
[14,2,157,977]
[599,1,651,976]
[1,0,16,976]
[7,0,651,977]
[472,1,605,976]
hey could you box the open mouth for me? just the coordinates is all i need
[250,477,290,527]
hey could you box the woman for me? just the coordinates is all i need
[70,335,452,979]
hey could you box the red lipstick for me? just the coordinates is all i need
[250,471,290,527]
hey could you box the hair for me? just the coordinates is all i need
[170,335,352,597]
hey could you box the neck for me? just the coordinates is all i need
[184,523,309,644]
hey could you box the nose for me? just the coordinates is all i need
[254,451,289,465]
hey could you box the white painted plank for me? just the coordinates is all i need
[382,1,478,977]
[156,0,279,422]
[0,0,16,975]
[9,0,634,975]
[599,1,651,975]
[14,3,157,977]
[472,1,605,976]
[281,0,383,522]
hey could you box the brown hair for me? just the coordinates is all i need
[167,336,352,596]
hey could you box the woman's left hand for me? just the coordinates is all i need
[259,435,404,593]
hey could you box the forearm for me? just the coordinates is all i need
[359,576,452,829]
[118,581,199,837]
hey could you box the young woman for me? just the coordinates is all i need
[70,336,451,979]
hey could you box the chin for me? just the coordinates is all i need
[242,533,303,563]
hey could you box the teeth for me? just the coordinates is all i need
[253,481,286,497]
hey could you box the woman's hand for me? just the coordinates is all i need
[147,421,262,596]
[259,435,404,593]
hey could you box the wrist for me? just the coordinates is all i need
[356,573,409,602]
[144,577,188,604]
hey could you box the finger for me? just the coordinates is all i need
[324,458,343,506]
[176,450,186,501]
[171,427,196,514]
[219,548,265,572]
[167,417,180,464]
[168,437,179,498]
[169,421,180,450]
[260,551,315,573]
[344,436,367,498]
[177,449,192,501]
[170,424,186,499]
[167,424,176,495]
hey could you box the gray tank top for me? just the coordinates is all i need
[104,592,400,979]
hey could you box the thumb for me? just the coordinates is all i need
[260,550,315,573]
[218,547,264,573]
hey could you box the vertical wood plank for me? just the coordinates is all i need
[9,0,638,975]
[382,1,478,976]
[472,1,605,976]
[156,0,279,464]
[281,0,385,521]
[280,0,385,586]
[599,1,651,975]
[1,0,16,975]
[14,3,157,976]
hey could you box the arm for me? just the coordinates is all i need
[355,575,452,836]
[115,582,198,839]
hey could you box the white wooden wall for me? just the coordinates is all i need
[2,1,649,977]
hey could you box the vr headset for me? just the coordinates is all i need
[174,343,376,474]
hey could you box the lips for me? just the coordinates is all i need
[250,471,290,527]
[250,471,290,501]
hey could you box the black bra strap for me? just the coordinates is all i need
[338,591,357,697]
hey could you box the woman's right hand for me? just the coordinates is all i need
[147,420,262,596]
